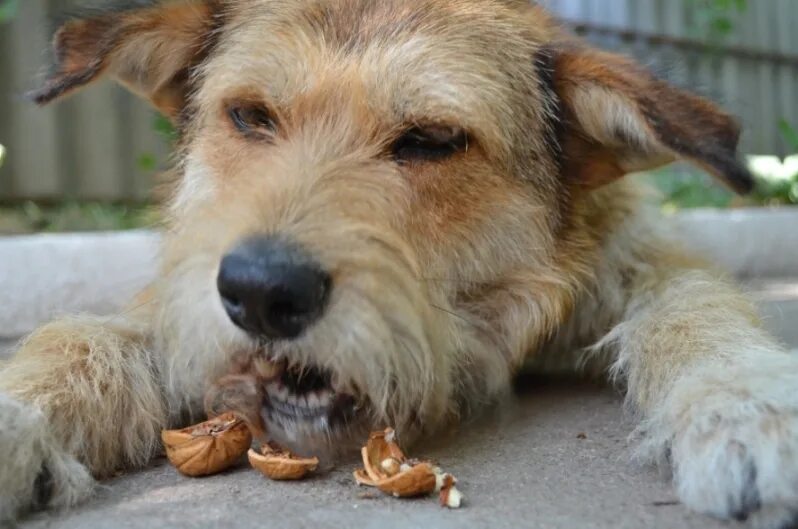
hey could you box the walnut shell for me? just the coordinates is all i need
[203,374,267,441]
[353,468,376,487]
[161,413,252,477]
[248,442,319,480]
[354,427,439,498]
[376,462,438,497]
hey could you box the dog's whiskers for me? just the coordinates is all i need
[418,276,484,284]
[100,298,157,326]
[429,303,471,324]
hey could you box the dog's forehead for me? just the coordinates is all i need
[202,0,554,133]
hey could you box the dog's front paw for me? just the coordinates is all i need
[0,393,94,522]
[646,365,798,529]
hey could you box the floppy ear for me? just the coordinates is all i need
[28,1,220,118]
[545,45,754,194]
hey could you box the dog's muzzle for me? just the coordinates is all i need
[216,235,363,446]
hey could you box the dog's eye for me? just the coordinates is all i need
[228,104,276,139]
[392,125,468,163]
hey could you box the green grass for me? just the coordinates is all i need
[0,202,159,235]
[646,161,798,211]
[646,168,736,210]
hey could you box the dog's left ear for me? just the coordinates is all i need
[28,1,220,118]
[544,45,754,194]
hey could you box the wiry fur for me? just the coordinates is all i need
[2,1,797,527]
[0,316,165,475]
[0,394,93,521]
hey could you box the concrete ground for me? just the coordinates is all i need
[16,378,736,529]
[5,334,719,528]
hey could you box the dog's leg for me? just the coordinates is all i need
[0,313,166,521]
[604,267,798,528]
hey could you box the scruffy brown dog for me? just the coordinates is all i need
[2,0,797,526]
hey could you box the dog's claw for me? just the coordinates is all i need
[33,463,54,509]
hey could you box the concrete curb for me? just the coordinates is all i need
[672,208,798,279]
[0,231,160,338]
[1,209,797,340]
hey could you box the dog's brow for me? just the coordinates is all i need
[206,36,501,143]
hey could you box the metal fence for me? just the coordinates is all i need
[0,0,169,202]
[1,0,797,201]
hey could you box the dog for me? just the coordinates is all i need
[2,0,797,526]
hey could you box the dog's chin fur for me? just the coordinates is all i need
[261,412,370,462]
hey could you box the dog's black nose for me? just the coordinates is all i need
[217,237,331,339]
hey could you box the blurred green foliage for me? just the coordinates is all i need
[0,0,18,23]
[652,170,798,211]
[136,113,177,173]
[649,169,735,210]
[779,120,798,152]
[688,0,747,41]
[653,120,798,210]
[0,202,158,234]
[750,177,798,207]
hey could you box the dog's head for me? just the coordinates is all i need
[33,0,753,453]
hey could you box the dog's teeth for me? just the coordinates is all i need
[286,393,298,406]
[318,391,332,407]
[276,384,289,401]
[306,392,320,408]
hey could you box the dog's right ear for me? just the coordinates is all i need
[28,1,221,118]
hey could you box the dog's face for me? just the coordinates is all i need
[33,0,751,453]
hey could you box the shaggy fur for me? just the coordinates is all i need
[2,1,797,527]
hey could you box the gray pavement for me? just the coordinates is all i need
[18,378,735,529]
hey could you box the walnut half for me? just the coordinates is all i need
[248,441,320,480]
[161,413,252,477]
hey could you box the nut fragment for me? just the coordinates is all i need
[252,356,285,380]
[438,473,464,509]
[362,428,407,482]
[381,457,402,477]
[161,413,252,477]
[248,441,319,480]
[353,468,376,487]
[354,428,460,502]
[376,462,438,497]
